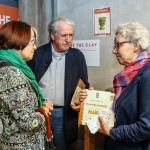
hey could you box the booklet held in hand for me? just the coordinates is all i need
[70,79,86,106]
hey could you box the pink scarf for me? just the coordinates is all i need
[113,51,150,101]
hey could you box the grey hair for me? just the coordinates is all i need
[115,22,150,50]
[31,27,37,39]
[48,17,74,40]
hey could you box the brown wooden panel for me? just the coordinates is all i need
[84,126,95,150]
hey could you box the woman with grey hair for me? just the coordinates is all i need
[80,22,150,150]
[97,22,150,149]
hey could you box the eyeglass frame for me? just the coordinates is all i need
[113,41,132,50]
[29,39,36,46]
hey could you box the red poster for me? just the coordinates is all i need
[0,4,18,27]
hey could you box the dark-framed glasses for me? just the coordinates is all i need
[113,41,132,50]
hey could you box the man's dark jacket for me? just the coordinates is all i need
[28,42,89,146]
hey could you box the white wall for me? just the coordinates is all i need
[56,0,150,91]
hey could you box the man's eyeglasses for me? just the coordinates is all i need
[113,41,132,50]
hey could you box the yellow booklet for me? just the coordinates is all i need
[78,89,115,128]
[70,79,86,106]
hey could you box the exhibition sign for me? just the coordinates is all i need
[0,4,18,27]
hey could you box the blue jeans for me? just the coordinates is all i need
[51,108,66,150]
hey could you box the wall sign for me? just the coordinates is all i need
[72,40,100,67]
[0,0,18,27]
[93,7,111,35]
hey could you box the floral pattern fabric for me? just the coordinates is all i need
[0,61,46,150]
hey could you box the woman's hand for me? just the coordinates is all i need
[98,116,111,136]
[42,99,53,115]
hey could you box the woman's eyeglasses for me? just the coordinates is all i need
[29,39,36,46]
[113,41,132,50]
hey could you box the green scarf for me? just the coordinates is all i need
[0,49,45,108]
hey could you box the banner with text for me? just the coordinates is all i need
[72,40,100,67]
[0,4,18,27]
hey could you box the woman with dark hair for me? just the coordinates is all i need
[0,21,53,150]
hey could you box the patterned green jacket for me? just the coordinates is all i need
[0,61,46,150]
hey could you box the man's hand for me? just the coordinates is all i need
[70,100,81,111]
[79,89,88,102]
[71,87,94,111]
